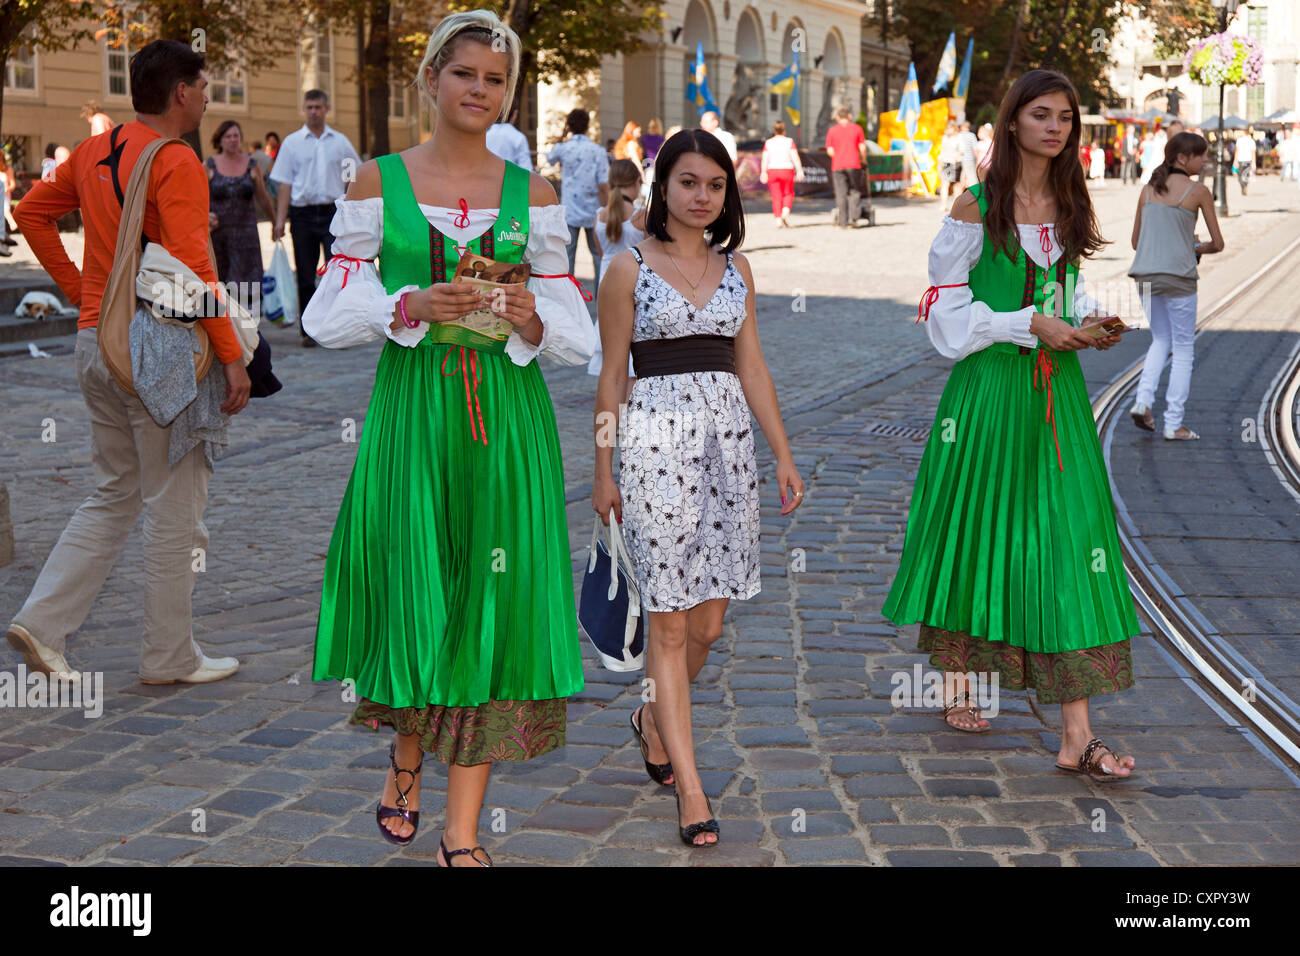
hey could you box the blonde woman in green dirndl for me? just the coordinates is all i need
[883,70,1142,782]
[304,10,597,864]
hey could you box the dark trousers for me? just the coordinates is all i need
[831,168,867,226]
[567,223,602,298]
[1121,157,1137,184]
[288,204,335,337]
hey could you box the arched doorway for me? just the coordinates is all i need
[682,0,717,129]
[727,6,766,139]
[815,29,846,143]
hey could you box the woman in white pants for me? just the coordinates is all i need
[1128,132,1225,440]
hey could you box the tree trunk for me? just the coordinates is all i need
[356,10,368,157]
[1040,1,1072,71]
[504,0,533,138]
[1000,0,1031,94]
[364,1,391,158]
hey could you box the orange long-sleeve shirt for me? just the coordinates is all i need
[13,121,242,364]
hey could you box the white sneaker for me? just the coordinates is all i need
[6,623,79,683]
[141,653,240,685]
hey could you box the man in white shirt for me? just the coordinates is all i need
[270,89,361,345]
[546,108,609,296]
[1234,131,1256,195]
[486,106,533,171]
[699,110,737,165]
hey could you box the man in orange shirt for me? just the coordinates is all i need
[7,40,249,685]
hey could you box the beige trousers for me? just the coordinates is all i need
[12,328,209,680]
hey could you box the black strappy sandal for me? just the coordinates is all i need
[438,838,494,867]
[675,789,720,847]
[376,741,423,846]
[631,704,674,786]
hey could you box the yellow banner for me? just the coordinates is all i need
[878,98,951,195]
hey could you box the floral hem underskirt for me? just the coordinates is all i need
[350,697,567,766]
[919,624,1134,705]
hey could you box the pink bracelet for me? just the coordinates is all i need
[399,291,418,328]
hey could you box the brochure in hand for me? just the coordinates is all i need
[1077,312,1133,339]
[448,253,531,341]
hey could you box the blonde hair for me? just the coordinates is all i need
[415,10,522,123]
[603,159,642,244]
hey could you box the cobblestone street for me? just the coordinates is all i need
[2,176,1299,866]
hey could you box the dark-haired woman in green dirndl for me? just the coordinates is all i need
[883,69,1142,782]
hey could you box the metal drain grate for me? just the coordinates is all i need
[862,421,931,441]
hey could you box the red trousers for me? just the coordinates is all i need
[766,169,795,217]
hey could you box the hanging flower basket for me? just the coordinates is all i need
[1185,32,1264,87]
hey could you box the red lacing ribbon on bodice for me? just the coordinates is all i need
[916,283,967,323]
[318,254,375,289]
[533,272,594,301]
[1038,223,1052,256]
[1034,348,1063,472]
[442,346,488,446]
[452,198,471,229]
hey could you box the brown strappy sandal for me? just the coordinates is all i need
[1056,737,1138,783]
[940,691,990,733]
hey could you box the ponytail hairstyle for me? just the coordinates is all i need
[982,69,1107,265]
[603,158,642,243]
[1149,131,1208,195]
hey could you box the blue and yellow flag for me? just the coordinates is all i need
[954,37,974,99]
[685,41,719,117]
[768,50,801,126]
[899,62,921,140]
[932,32,957,95]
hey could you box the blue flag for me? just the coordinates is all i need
[932,32,956,95]
[954,38,974,99]
[685,41,719,117]
[899,62,921,141]
[768,51,801,125]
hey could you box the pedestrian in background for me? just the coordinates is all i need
[1234,129,1255,194]
[205,120,275,314]
[41,143,61,182]
[593,128,804,847]
[1128,131,1224,441]
[641,117,665,166]
[270,89,361,346]
[8,39,249,687]
[884,69,1141,782]
[973,122,993,179]
[938,120,962,212]
[957,120,978,191]
[586,158,645,397]
[825,106,868,227]
[613,121,644,167]
[546,107,610,297]
[304,9,595,866]
[80,101,114,137]
[760,119,802,227]
[0,151,15,256]
[262,131,281,203]
[699,110,737,165]
[1138,131,1158,184]
[1121,125,1138,183]
[486,105,533,170]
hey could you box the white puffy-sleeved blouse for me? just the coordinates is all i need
[921,216,1103,361]
[301,199,597,366]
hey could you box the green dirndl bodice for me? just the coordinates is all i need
[882,183,1140,654]
[312,154,584,709]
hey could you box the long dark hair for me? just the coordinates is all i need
[645,129,744,253]
[1149,132,1208,195]
[982,69,1106,265]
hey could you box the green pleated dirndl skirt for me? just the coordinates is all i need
[312,336,584,764]
[882,341,1140,704]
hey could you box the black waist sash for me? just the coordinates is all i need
[630,334,737,378]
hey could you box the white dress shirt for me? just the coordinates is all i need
[709,127,738,163]
[269,123,362,206]
[301,198,597,367]
[923,216,1101,362]
[486,123,533,171]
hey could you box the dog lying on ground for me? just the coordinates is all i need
[14,291,72,320]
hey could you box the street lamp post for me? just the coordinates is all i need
[1212,0,1241,216]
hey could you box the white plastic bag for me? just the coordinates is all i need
[261,239,299,328]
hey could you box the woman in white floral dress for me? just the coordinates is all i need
[593,129,804,848]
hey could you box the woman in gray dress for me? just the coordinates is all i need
[206,121,276,316]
